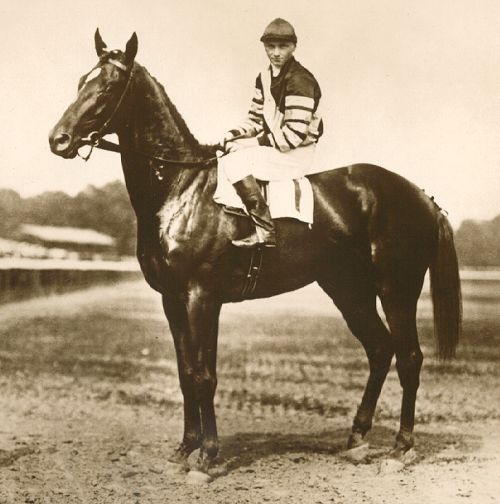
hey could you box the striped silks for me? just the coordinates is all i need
[227,59,323,150]
[285,95,315,110]
[233,87,265,138]
[275,95,315,150]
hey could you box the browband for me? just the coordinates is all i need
[109,58,128,71]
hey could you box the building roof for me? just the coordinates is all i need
[20,224,114,247]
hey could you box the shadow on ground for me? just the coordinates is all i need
[216,425,481,472]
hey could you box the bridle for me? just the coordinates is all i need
[78,57,222,172]
[78,57,135,161]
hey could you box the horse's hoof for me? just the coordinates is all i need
[390,447,417,465]
[167,453,188,466]
[389,432,415,459]
[192,456,211,474]
[380,446,417,474]
[347,432,365,449]
[402,447,417,464]
[343,442,370,463]
[167,447,191,469]
[186,470,212,485]
[208,461,229,478]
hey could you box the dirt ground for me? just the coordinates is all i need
[0,278,499,503]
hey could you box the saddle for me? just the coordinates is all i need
[213,171,314,225]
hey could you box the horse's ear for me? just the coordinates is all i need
[95,28,107,56]
[124,32,138,64]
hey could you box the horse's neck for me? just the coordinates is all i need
[117,65,214,217]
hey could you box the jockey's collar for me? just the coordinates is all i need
[271,64,281,77]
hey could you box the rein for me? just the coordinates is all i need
[87,137,220,171]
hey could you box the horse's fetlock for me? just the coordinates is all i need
[395,429,415,450]
[353,406,374,434]
[203,440,219,460]
[181,434,202,452]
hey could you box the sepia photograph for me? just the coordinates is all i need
[0,1,499,502]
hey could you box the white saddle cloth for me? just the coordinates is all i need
[213,165,314,225]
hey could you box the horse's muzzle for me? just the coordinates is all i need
[48,129,78,158]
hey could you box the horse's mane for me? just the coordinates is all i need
[138,63,218,159]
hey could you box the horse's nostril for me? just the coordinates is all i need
[54,132,71,146]
[49,130,74,155]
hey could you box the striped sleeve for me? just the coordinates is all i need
[229,76,265,139]
[275,73,316,152]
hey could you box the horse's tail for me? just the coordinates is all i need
[429,211,462,360]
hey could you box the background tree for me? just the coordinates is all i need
[0,182,136,256]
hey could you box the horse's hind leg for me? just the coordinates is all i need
[379,293,422,455]
[317,251,393,449]
[346,310,394,449]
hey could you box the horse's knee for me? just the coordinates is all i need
[396,349,423,390]
[178,368,196,395]
[194,372,217,400]
[368,339,393,372]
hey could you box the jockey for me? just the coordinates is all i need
[220,18,323,248]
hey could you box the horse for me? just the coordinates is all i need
[49,30,462,474]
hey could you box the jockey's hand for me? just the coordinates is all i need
[226,137,259,153]
[221,131,239,151]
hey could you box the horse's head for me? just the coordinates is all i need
[49,29,138,158]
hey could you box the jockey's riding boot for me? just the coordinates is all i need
[232,175,276,248]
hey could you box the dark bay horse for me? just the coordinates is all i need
[49,31,461,473]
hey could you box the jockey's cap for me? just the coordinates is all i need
[260,18,297,44]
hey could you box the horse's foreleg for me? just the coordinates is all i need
[185,286,222,473]
[162,293,201,465]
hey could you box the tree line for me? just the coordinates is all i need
[1,181,499,266]
[454,216,500,268]
[0,182,136,256]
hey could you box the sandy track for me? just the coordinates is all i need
[0,280,499,503]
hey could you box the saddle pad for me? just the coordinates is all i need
[213,165,314,224]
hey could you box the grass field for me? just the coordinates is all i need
[0,277,499,503]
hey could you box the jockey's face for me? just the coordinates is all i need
[263,41,296,68]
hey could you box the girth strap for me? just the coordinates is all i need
[241,247,265,298]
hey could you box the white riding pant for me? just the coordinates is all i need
[219,143,316,183]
